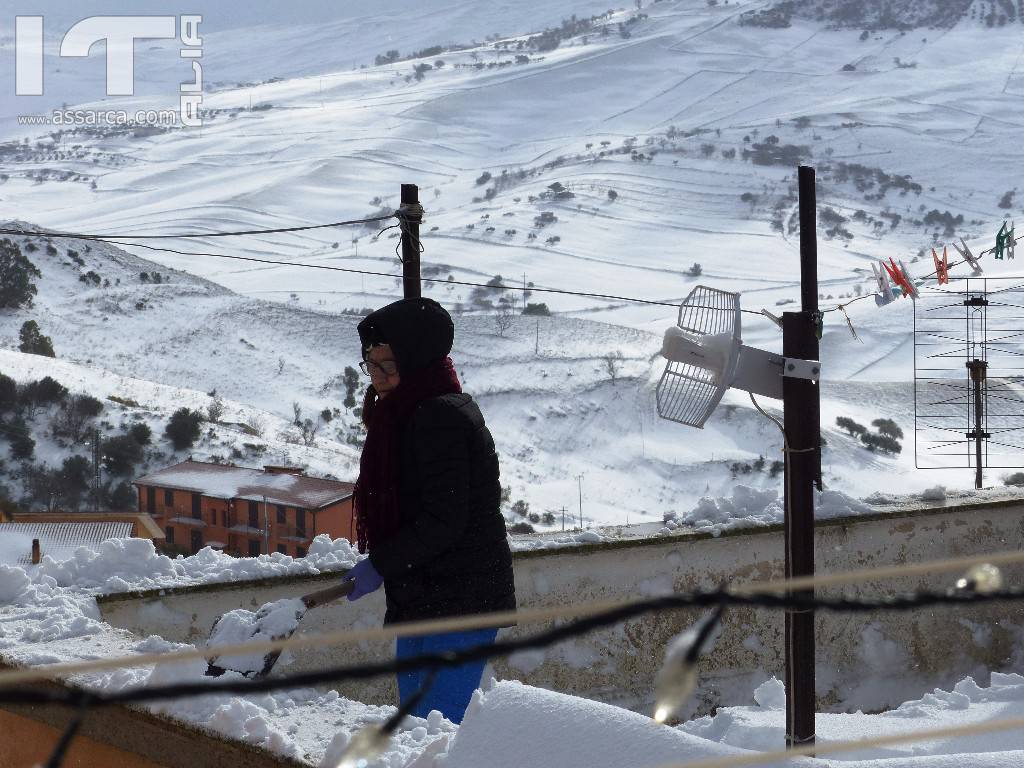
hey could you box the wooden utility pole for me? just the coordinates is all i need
[783,165,820,750]
[576,474,584,529]
[92,427,101,513]
[400,184,422,298]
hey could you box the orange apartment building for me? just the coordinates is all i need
[134,460,355,557]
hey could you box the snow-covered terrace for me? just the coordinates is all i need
[3,495,1024,766]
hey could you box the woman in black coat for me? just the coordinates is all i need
[341,297,515,724]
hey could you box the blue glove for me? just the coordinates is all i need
[343,557,384,601]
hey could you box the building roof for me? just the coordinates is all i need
[11,512,164,540]
[134,460,354,510]
[0,521,133,565]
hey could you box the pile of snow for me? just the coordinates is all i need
[23,535,358,595]
[509,529,607,552]
[0,536,447,765]
[0,533,34,566]
[438,680,745,768]
[682,486,872,536]
[434,675,1024,768]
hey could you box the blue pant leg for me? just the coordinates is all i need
[395,634,425,707]
[410,628,499,724]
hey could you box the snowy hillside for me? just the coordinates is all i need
[2,0,1024,522]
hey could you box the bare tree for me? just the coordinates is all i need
[494,306,514,337]
[244,412,267,438]
[604,351,625,382]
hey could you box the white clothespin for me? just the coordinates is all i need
[952,239,983,275]
[872,261,895,306]
[760,308,783,329]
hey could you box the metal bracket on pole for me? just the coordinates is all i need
[782,358,821,381]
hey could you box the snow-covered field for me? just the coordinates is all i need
[2,1,1024,526]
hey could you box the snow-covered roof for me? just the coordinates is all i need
[0,522,133,565]
[135,461,353,510]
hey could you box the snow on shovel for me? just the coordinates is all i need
[204,580,354,679]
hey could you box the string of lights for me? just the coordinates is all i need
[4,548,1024,690]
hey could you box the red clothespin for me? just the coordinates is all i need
[883,258,912,297]
[932,247,949,284]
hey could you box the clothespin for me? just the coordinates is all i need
[932,247,949,284]
[760,308,783,329]
[996,222,1011,260]
[898,259,920,299]
[1009,221,1016,260]
[883,257,918,299]
[952,238,983,275]
[872,261,895,306]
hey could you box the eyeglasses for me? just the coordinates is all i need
[359,359,398,377]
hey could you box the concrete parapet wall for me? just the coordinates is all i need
[98,499,1024,717]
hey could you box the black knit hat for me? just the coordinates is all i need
[357,297,454,376]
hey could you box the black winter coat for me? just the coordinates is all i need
[367,392,516,625]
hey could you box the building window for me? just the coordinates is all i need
[296,508,306,536]
[147,487,157,514]
[164,489,173,507]
[277,544,287,555]
[165,526,175,544]
[191,493,202,519]
[296,546,306,559]
[221,509,228,527]
[248,539,262,557]
[190,530,203,552]
[276,504,286,524]
[248,500,259,528]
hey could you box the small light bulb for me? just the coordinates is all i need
[956,563,1003,594]
[652,661,698,724]
[335,726,389,768]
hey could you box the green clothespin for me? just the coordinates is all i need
[812,311,824,340]
[996,222,1011,260]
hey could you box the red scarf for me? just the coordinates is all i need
[353,356,462,553]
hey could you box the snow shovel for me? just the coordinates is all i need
[204,580,355,679]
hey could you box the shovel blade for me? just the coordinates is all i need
[204,600,308,678]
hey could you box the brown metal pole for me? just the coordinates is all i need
[783,165,819,749]
[400,184,422,299]
[967,359,988,489]
[31,538,40,564]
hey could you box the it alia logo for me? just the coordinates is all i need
[14,15,204,126]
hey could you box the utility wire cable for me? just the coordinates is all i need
[31,231,765,315]
[0,215,395,241]
[3,547,1024,689]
